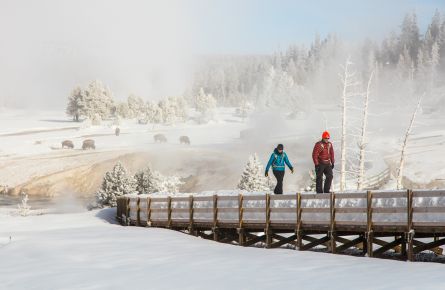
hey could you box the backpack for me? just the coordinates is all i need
[318,141,331,153]
[273,153,285,166]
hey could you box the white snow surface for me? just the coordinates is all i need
[1,209,445,290]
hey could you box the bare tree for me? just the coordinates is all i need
[396,94,423,190]
[339,58,360,191]
[357,70,374,190]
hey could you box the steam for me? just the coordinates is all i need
[0,0,194,108]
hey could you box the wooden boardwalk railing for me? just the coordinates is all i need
[116,189,445,262]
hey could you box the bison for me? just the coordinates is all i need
[179,136,190,145]
[153,134,167,143]
[82,139,96,150]
[62,140,74,149]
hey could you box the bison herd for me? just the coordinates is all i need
[61,139,95,150]
[60,133,190,150]
[154,134,191,145]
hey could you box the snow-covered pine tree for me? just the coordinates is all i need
[195,88,216,123]
[127,94,145,118]
[158,99,176,125]
[135,166,183,194]
[168,96,188,122]
[96,162,137,207]
[84,80,115,120]
[66,86,86,122]
[135,166,158,194]
[237,154,269,192]
[116,102,131,119]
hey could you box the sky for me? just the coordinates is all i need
[0,0,443,108]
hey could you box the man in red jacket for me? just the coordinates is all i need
[312,131,335,193]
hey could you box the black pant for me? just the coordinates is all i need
[272,170,285,194]
[316,163,333,193]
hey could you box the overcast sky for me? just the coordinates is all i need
[0,0,443,108]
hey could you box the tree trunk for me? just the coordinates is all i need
[357,70,374,190]
[340,59,352,191]
[396,94,423,190]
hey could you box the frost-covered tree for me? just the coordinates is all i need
[168,96,188,122]
[237,154,269,192]
[357,70,374,190]
[67,80,115,121]
[143,101,163,124]
[195,88,216,123]
[396,95,423,190]
[339,58,360,191]
[17,191,31,217]
[66,87,86,122]
[127,94,145,118]
[83,80,115,120]
[158,99,176,124]
[430,41,440,87]
[96,162,137,207]
[135,166,182,194]
[116,102,131,119]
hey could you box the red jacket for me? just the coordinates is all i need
[312,141,335,166]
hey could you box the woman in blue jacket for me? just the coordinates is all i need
[265,144,294,194]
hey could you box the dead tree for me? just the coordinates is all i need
[339,58,360,191]
[396,94,423,190]
[357,70,374,190]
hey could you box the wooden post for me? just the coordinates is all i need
[266,193,272,248]
[126,197,130,225]
[330,192,336,254]
[366,190,373,257]
[407,189,414,261]
[296,192,302,250]
[239,194,244,228]
[167,196,172,228]
[188,195,194,234]
[136,197,141,226]
[238,194,245,246]
[213,194,218,241]
[147,197,152,226]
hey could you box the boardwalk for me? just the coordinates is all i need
[116,190,445,262]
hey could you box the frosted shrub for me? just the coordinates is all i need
[17,192,31,217]
[135,166,183,194]
[96,162,137,207]
[237,154,270,191]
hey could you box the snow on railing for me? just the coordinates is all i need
[117,189,445,229]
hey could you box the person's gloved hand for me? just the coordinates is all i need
[290,168,294,174]
[315,165,320,172]
[265,171,268,177]
[331,164,335,169]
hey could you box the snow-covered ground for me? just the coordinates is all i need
[1,208,445,290]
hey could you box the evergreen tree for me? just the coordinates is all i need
[195,88,217,123]
[127,94,145,118]
[66,86,86,122]
[237,154,269,192]
[135,166,182,194]
[84,80,115,120]
[96,162,137,207]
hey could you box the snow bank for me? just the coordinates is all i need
[1,209,445,290]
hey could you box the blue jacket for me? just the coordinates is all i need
[265,149,293,172]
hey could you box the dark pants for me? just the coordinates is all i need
[316,163,333,193]
[272,170,285,194]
